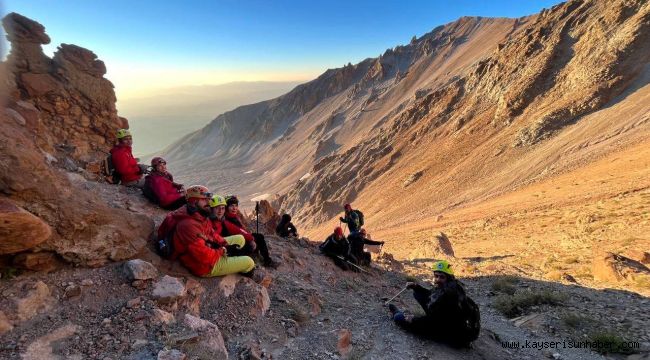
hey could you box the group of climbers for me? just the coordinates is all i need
[320,203,384,271]
[108,129,480,348]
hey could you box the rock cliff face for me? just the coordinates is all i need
[1,13,153,268]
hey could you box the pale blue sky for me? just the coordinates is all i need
[2,1,563,98]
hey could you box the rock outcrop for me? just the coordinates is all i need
[0,12,153,268]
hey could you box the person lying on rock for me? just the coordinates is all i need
[169,185,255,277]
[388,260,480,347]
[110,129,148,188]
[339,203,362,236]
[276,213,298,238]
[347,228,384,266]
[143,157,186,210]
[215,195,279,268]
[319,226,358,271]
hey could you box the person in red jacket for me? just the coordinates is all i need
[110,129,147,187]
[211,195,278,268]
[144,157,186,210]
[169,185,254,277]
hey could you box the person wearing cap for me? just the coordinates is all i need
[169,185,255,277]
[339,203,361,235]
[319,226,357,271]
[221,195,279,268]
[387,260,480,347]
[110,129,147,187]
[143,157,186,210]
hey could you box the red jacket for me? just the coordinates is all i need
[211,216,254,242]
[145,172,183,208]
[110,144,141,183]
[166,206,227,276]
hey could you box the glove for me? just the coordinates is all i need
[380,241,385,245]
[339,217,345,222]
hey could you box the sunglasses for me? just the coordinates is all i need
[157,161,167,165]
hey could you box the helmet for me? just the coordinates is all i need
[334,226,343,237]
[185,185,212,200]
[432,260,454,275]
[209,194,227,208]
[116,129,131,139]
[225,195,239,206]
[151,157,166,167]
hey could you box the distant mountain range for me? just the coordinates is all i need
[118,81,303,156]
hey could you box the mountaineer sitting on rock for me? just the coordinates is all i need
[319,226,358,271]
[143,157,186,210]
[220,195,279,268]
[110,129,148,188]
[167,185,255,277]
[388,260,480,347]
[347,228,384,266]
[276,213,298,238]
[339,203,363,235]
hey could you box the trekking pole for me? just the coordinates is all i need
[336,256,371,274]
[384,287,408,305]
[255,201,260,234]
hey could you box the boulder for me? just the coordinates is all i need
[592,252,650,283]
[0,198,52,255]
[157,349,187,360]
[182,314,228,360]
[15,281,53,321]
[123,259,159,281]
[152,308,176,325]
[152,276,186,304]
[13,252,61,272]
[337,329,352,358]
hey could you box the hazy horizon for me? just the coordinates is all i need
[123,81,302,157]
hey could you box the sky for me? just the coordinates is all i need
[1,0,563,100]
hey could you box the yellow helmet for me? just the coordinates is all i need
[209,194,227,208]
[116,128,131,139]
[185,185,212,200]
[432,260,454,275]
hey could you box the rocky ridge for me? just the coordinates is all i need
[1,12,154,268]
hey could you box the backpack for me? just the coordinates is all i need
[460,296,481,342]
[142,176,159,204]
[102,154,121,184]
[354,210,364,226]
[156,212,179,259]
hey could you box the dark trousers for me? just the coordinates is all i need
[228,233,271,262]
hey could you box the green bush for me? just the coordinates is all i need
[588,331,636,355]
[493,290,563,318]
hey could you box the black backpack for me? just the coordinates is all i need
[102,154,121,184]
[354,210,365,226]
[460,296,481,342]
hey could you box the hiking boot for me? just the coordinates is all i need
[241,267,255,278]
[263,257,280,269]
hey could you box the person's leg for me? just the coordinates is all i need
[252,233,270,260]
[329,255,350,271]
[224,235,246,247]
[206,255,255,277]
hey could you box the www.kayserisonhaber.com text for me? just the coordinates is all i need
[501,340,640,351]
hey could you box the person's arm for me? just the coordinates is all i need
[406,282,432,297]
[224,220,254,242]
[288,223,298,235]
[350,211,360,228]
[176,221,224,272]
[153,177,179,207]
[363,238,384,246]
